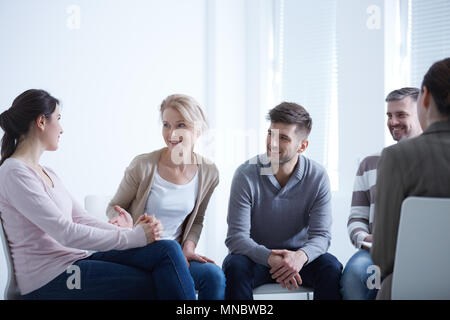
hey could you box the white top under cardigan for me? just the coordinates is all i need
[144,169,199,241]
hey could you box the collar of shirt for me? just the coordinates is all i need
[256,153,306,190]
[422,119,450,136]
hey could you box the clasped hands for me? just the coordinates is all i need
[267,249,308,290]
[109,205,163,244]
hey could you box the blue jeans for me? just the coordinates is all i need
[189,261,226,300]
[22,240,196,300]
[340,249,378,300]
[222,252,342,300]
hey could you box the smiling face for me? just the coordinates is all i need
[386,96,422,141]
[162,106,197,155]
[266,122,308,165]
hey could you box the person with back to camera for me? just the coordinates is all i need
[372,57,450,299]
[107,94,226,300]
[0,89,196,299]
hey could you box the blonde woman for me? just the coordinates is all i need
[107,94,225,300]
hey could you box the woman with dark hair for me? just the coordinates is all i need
[371,57,450,299]
[0,89,196,299]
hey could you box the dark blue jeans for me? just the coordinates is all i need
[22,240,196,300]
[189,261,226,300]
[222,252,343,300]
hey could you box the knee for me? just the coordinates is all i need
[341,264,363,286]
[154,240,184,257]
[343,251,375,281]
[222,254,253,280]
[348,250,373,267]
[222,254,252,271]
[316,253,343,279]
[204,264,226,287]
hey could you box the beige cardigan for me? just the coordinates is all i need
[107,148,219,247]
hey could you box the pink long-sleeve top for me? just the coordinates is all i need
[0,158,147,295]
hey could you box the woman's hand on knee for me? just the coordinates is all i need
[182,240,215,267]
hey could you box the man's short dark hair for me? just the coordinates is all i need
[385,87,420,102]
[266,102,312,137]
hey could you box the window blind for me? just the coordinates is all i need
[410,0,450,87]
[279,0,338,185]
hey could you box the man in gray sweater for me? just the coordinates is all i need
[223,102,342,300]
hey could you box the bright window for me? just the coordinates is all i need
[275,0,339,190]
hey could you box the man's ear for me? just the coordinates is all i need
[298,139,309,153]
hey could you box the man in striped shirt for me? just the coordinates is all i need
[340,87,423,300]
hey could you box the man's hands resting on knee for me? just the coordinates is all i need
[267,249,308,290]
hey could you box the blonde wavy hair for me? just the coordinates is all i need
[160,94,208,134]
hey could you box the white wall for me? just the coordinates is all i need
[0,0,207,200]
[331,0,387,267]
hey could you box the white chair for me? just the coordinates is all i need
[0,215,21,300]
[253,283,313,300]
[84,195,112,222]
[391,197,450,300]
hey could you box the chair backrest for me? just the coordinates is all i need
[84,195,112,222]
[392,197,450,300]
[0,215,21,300]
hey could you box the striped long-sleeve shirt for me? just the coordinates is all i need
[347,154,380,248]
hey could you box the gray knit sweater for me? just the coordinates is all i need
[225,153,332,266]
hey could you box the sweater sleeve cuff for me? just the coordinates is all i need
[299,246,321,265]
[184,229,201,247]
[128,224,147,248]
[250,246,272,267]
[355,231,370,249]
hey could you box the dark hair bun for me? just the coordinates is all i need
[0,89,59,166]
